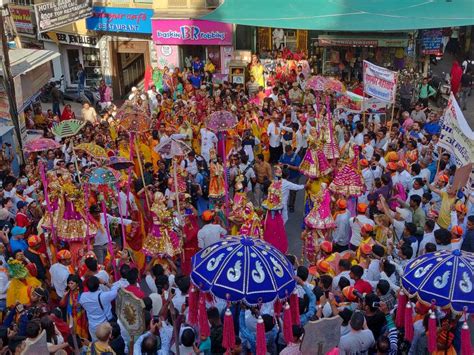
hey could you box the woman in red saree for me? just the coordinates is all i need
[60,104,76,121]
[450,60,463,96]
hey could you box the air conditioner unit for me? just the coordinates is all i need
[205,0,220,8]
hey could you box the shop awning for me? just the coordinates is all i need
[201,0,474,31]
[0,48,60,78]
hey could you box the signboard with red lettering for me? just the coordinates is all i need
[34,0,92,32]
[86,7,153,34]
[9,5,34,35]
[363,60,398,103]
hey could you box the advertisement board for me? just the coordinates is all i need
[86,7,153,34]
[34,0,92,33]
[152,19,233,46]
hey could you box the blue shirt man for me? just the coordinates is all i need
[10,226,27,252]
[279,145,301,181]
[190,73,202,89]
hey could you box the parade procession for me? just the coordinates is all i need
[0,0,473,354]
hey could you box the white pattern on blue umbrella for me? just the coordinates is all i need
[191,236,296,305]
[402,250,474,313]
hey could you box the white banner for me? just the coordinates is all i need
[439,93,474,166]
[438,93,474,190]
[363,60,398,103]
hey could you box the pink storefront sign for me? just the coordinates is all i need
[152,19,233,46]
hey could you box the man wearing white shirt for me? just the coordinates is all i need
[332,260,354,291]
[49,250,72,298]
[181,151,199,176]
[349,203,375,249]
[200,127,218,164]
[353,123,365,145]
[281,170,305,224]
[295,125,308,157]
[197,211,226,249]
[267,116,283,164]
[393,162,412,191]
[118,185,137,218]
[79,276,120,341]
[418,220,436,255]
[90,205,133,264]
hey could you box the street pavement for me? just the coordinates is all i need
[430,53,474,129]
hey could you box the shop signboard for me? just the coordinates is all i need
[86,7,153,34]
[420,29,443,55]
[363,60,398,103]
[39,32,98,48]
[34,0,92,33]
[152,19,233,46]
[318,35,408,48]
[9,5,34,35]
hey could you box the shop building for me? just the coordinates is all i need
[313,33,413,79]
[151,19,233,75]
[40,25,103,89]
[86,6,154,97]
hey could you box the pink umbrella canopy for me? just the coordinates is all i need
[154,137,192,157]
[24,138,62,153]
[206,110,238,132]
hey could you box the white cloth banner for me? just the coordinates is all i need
[363,60,398,103]
[438,93,474,166]
[438,93,474,190]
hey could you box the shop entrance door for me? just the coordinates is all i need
[65,48,83,87]
[181,46,205,69]
[112,40,150,98]
[118,52,145,95]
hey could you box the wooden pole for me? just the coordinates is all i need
[133,136,151,211]
[389,102,396,128]
[173,158,181,215]
[362,91,367,128]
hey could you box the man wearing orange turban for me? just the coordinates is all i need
[333,199,351,253]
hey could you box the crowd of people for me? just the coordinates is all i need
[0,50,472,355]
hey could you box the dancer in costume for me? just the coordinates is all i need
[329,145,365,204]
[208,148,225,208]
[304,182,336,239]
[142,191,181,258]
[299,127,332,179]
[320,112,340,160]
[43,172,97,266]
[239,202,263,238]
[228,175,248,235]
[262,166,288,253]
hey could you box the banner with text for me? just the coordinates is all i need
[86,7,153,34]
[363,60,398,103]
[152,19,233,45]
[439,93,474,189]
[34,0,92,32]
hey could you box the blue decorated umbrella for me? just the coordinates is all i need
[191,236,296,304]
[87,167,118,186]
[402,250,474,313]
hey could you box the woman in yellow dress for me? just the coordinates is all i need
[6,251,41,307]
[249,54,265,88]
